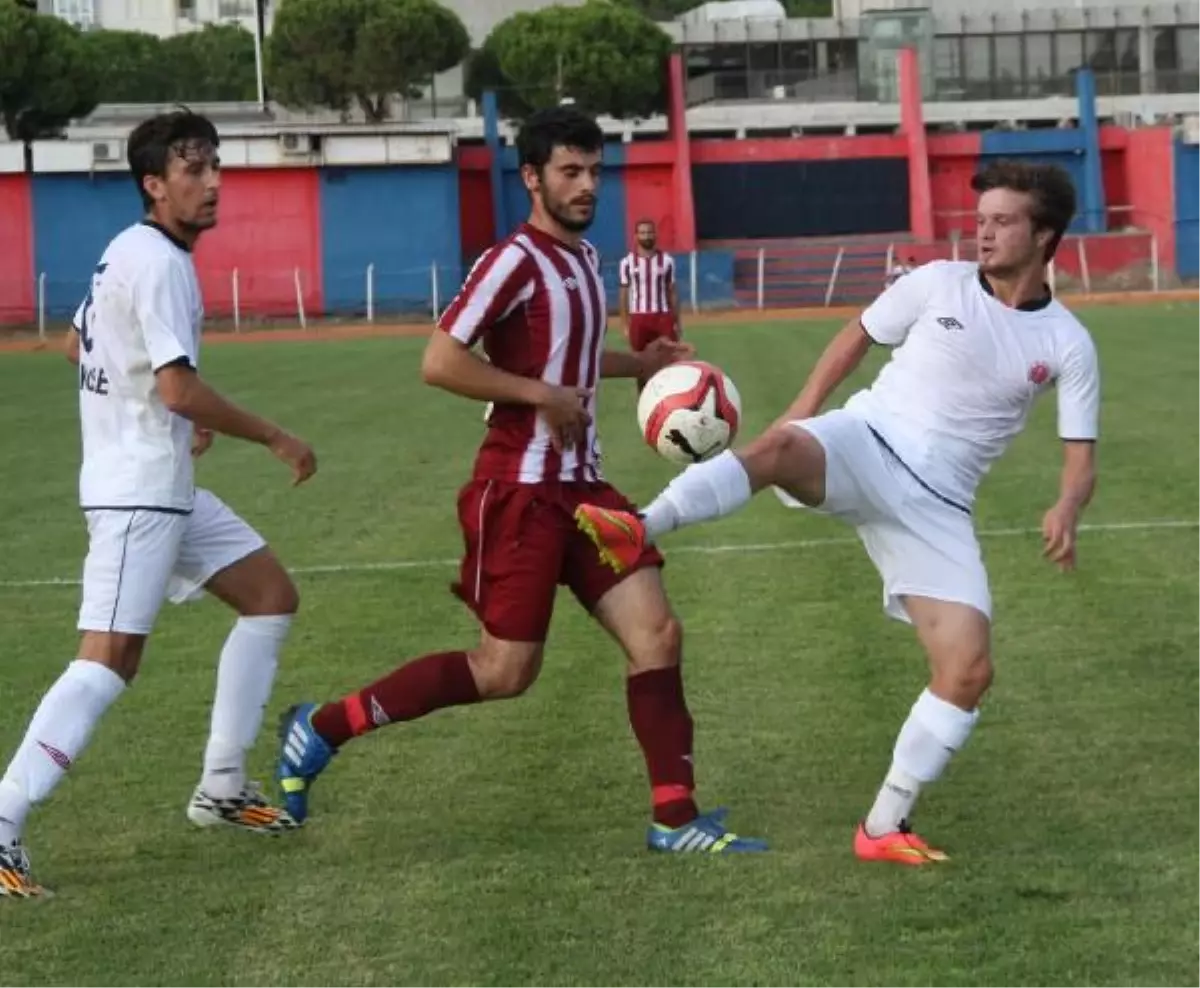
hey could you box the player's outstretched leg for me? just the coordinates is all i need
[0,655,129,898]
[576,426,826,573]
[276,649,484,823]
[186,547,303,835]
[592,567,767,853]
[856,597,991,865]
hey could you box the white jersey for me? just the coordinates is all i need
[74,222,203,513]
[850,260,1100,509]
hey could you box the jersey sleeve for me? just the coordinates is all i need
[860,261,942,346]
[1056,331,1100,441]
[133,256,198,371]
[618,255,631,286]
[437,243,534,347]
[664,255,675,284]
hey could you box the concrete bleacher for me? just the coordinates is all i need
[718,236,896,308]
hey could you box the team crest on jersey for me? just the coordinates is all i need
[1028,361,1051,385]
[936,316,964,331]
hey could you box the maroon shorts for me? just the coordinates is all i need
[629,313,679,352]
[452,480,664,643]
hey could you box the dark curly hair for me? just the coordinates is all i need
[971,159,1077,262]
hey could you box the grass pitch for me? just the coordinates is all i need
[0,303,1196,986]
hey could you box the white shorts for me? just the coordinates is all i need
[775,409,991,623]
[78,488,267,634]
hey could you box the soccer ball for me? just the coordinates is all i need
[637,360,742,465]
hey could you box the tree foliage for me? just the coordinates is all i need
[0,3,96,142]
[469,0,673,121]
[160,24,258,102]
[268,0,469,122]
[82,29,172,104]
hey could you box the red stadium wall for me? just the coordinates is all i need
[1123,126,1177,271]
[194,169,323,316]
[624,142,676,249]
[458,145,495,260]
[0,175,34,325]
[928,134,983,239]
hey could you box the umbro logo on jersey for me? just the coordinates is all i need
[937,316,964,331]
[562,276,579,291]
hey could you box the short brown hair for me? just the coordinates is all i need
[971,160,1077,261]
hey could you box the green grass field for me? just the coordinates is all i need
[0,303,1196,987]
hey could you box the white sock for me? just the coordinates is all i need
[641,450,753,540]
[864,688,979,837]
[202,615,292,799]
[0,659,126,844]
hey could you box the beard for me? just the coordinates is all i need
[544,192,595,233]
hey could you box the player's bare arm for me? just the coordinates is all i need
[600,338,693,381]
[771,318,875,428]
[422,330,591,450]
[1042,440,1097,571]
[64,330,80,365]
[669,281,681,335]
[154,364,316,484]
[618,284,630,339]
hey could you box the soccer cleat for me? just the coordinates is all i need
[574,504,647,575]
[854,820,948,866]
[186,782,300,834]
[648,808,768,854]
[0,841,49,899]
[275,702,335,824]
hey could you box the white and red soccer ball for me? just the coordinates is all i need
[636,360,742,465]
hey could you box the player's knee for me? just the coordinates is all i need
[626,611,683,672]
[740,425,819,494]
[245,574,300,616]
[934,649,993,707]
[469,645,542,699]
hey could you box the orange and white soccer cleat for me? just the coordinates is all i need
[574,504,647,574]
[854,821,948,866]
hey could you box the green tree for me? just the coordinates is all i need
[160,24,258,102]
[269,0,469,123]
[471,0,673,120]
[0,4,96,143]
[82,29,171,104]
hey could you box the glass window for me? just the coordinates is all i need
[747,42,779,72]
[933,36,961,79]
[963,35,990,80]
[1115,28,1138,71]
[780,40,816,73]
[1180,27,1199,74]
[1153,27,1178,70]
[1054,32,1084,74]
[994,34,1021,81]
[1085,29,1117,70]
[1025,33,1052,81]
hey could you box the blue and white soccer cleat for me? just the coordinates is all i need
[647,807,768,854]
[275,703,335,824]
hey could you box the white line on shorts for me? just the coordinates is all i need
[0,518,1193,590]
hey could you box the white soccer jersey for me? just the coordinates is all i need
[73,222,203,513]
[849,260,1100,509]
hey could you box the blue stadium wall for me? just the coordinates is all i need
[319,164,461,314]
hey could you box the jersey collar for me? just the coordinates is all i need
[141,220,192,254]
[977,269,1052,312]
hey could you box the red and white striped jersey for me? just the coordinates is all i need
[438,223,607,484]
[618,251,675,315]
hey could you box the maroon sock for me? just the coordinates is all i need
[626,665,698,828]
[312,651,480,748]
